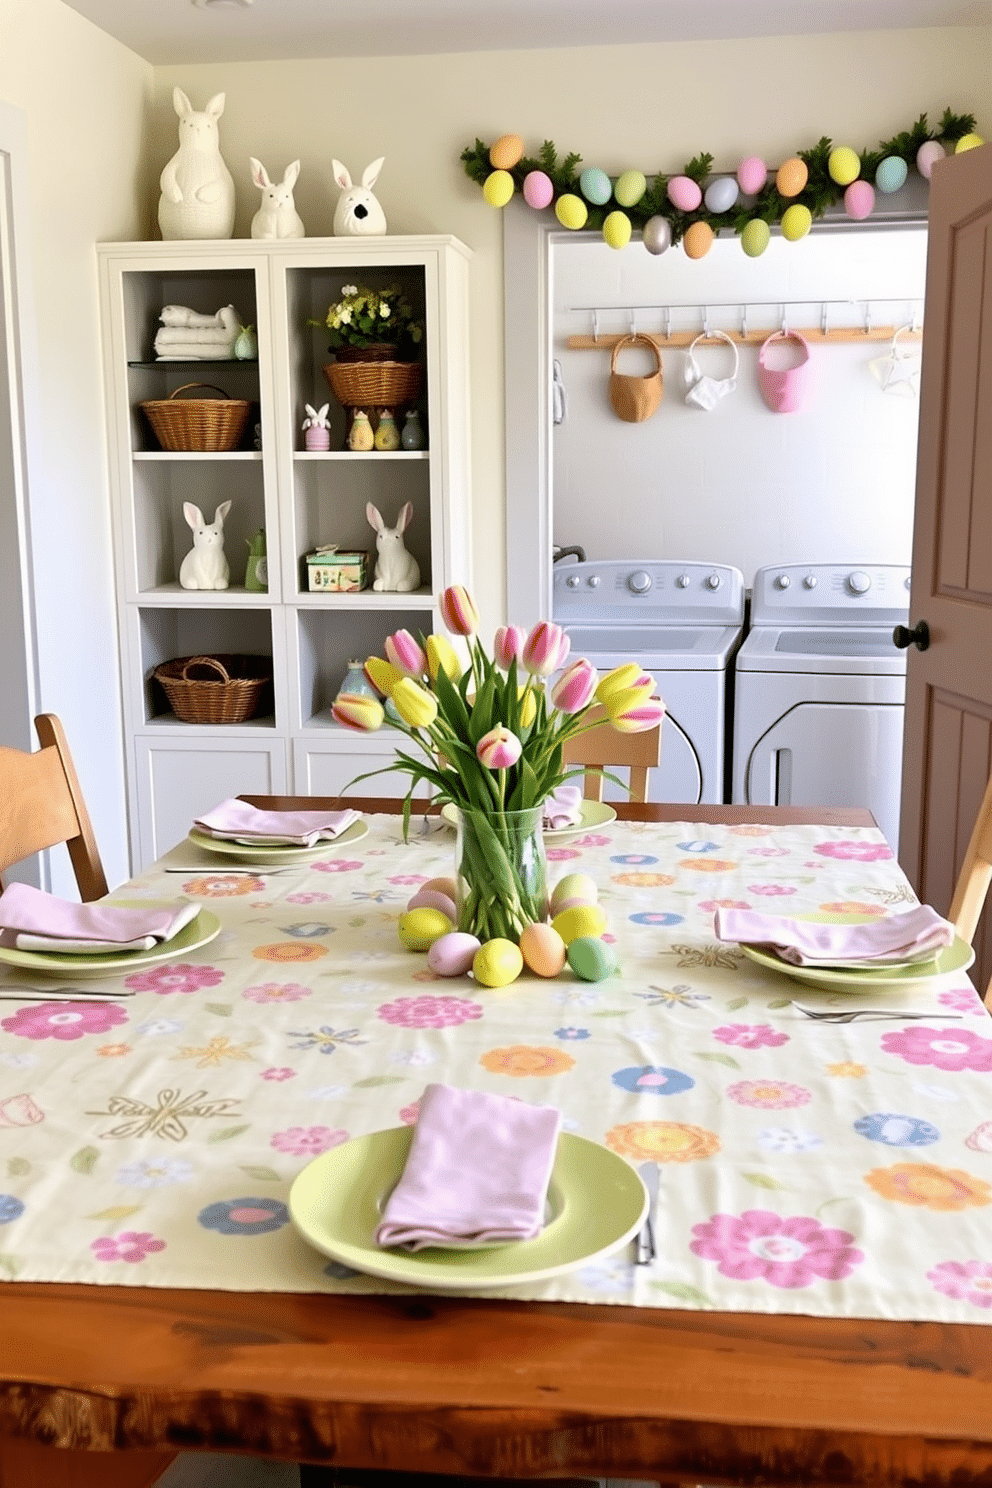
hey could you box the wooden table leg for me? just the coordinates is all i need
[0,1438,177,1488]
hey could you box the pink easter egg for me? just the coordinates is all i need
[916,140,946,180]
[666,175,702,212]
[737,156,767,195]
[423,875,458,900]
[407,888,457,921]
[844,180,875,220]
[553,896,596,915]
[523,170,554,210]
[427,931,481,978]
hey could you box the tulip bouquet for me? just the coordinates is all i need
[332,584,665,942]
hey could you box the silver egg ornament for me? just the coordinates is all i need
[642,215,672,255]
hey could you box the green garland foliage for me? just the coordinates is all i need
[460,110,978,246]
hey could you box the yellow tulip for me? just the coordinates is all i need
[517,686,537,728]
[392,677,439,729]
[596,664,651,705]
[364,655,402,697]
[426,633,464,684]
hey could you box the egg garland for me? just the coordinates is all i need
[844,179,876,221]
[523,169,554,209]
[602,210,632,250]
[579,166,612,205]
[827,145,861,185]
[875,155,908,194]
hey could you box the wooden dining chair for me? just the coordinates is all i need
[560,705,663,803]
[948,769,992,1004]
[0,713,109,902]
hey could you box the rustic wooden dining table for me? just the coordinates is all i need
[4,799,992,1488]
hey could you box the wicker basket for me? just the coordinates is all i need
[140,383,250,453]
[153,654,272,724]
[322,359,422,410]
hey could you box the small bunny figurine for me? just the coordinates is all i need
[302,402,331,451]
[332,158,387,236]
[367,501,420,592]
[179,501,232,590]
[158,89,235,241]
[249,158,306,240]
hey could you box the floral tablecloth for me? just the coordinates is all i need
[3,814,992,1323]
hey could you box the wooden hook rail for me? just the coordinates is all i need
[567,325,923,350]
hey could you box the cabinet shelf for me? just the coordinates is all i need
[128,358,259,369]
[142,712,278,732]
[134,450,263,462]
[295,588,436,610]
[135,584,274,606]
[294,450,429,462]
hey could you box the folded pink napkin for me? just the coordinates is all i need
[375,1084,563,1251]
[714,904,956,967]
[544,785,583,829]
[0,882,200,954]
[194,798,359,846]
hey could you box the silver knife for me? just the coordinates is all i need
[635,1161,659,1264]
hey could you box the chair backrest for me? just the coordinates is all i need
[560,706,663,803]
[948,770,992,947]
[0,713,108,902]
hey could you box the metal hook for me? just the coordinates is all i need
[910,304,921,334]
[630,309,638,338]
[821,302,830,337]
[864,302,873,335]
[663,306,672,341]
[592,309,600,344]
[740,305,748,340]
[703,305,711,340]
[780,305,788,335]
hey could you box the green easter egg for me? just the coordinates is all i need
[567,935,619,982]
[613,169,647,208]
[740,218,771,257]
[552,903,607,946]
[398,907,453,951]
[602,210,632,250]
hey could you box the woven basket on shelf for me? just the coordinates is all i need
[153,654,272,724]
[140,383,250,453]
[322,358,422,410]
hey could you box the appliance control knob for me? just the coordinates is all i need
[676,573,691,589]
[848,570,872,594]
[775,574,791,590]
[706,573,722,590]
[587,574,600,588]
[904,576,912,590]
[628,570,653,594]
[803,574,817,589]
[566,574,580,589]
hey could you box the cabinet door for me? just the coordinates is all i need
[292,735,430,799]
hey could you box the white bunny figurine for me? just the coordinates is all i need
[179,501,232,590]
[158,89,236,241]
[249,158,306,240]
[366,501,420,592]
[302,402,331,450]
[332,158,387,236]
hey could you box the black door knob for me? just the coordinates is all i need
[893,620,930,652]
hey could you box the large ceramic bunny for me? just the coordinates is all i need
[179,501,232,590]
[249,158,306,240]
[332,158,387,236]
[158,89,236,241]
[366,501,420,592]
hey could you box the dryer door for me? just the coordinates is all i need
[744,701,905,846]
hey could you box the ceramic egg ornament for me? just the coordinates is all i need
[567,935,619,982]
[737,156,767,195]
[844,180,875,220]
[555,193,588,230]
[406,887,458,922]
[519,922,567,978]
[955,133,985,152]
[916,140,946,179]
[523,170,554,209]
[875,155,909,194]
[603,210,632,250]
[781,203,813,241]
[579,167,612,205]
[473,938,523,988]
[642,215,672,255]
[704,176,739,214]
[550,873,598,915]
[552,903,608,945]
[489,134,524,170]
[775,157,808,198]
[398,907,453,951]
[483,170,514,208]
[683,221,714,259]
[740,218,771,257]
[828,146,861,185]
[667,175,703,212]
[427,931,481,977]
[614,169,647,208]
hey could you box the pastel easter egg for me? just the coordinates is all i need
[427,931,481,977]
[602,210,632,250]
[555,193,588,230]
[667,175,702,212]
[775,157,808,198]
[423,875,458,901]
[781,203,812,241]
[552,903,608,946]
[483,170,515,208]
[703,176,739,214]
[740,218,771,257]
[567,935,619,982]
[737,156,767,195]
[523,169,554,209]
[614,169,647,208]
[519,922,567,978]
[875,155,908,194]
[916,140,946,179]
[489,134,524,170]
[398,907,453,951]
[579,167,612,205]
[473,938,523,988]
[550,873,598,915]
[553,895,596,916]
[683,221,714,259]
[642,215,672,255]
[955,133,985,153]
[828,146,861,185]
[844,180,875,220]
[406,888,458,922]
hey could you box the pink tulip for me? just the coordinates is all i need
[476,725,523,770]
[384,629,427,679]
[493,624,527,670]
[439,585,480,637]
[522,621,568,677]
[606,690,666,735]
[331,693,385,732]
[550,658,599,713]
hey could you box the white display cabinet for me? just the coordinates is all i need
[98,236,471,868]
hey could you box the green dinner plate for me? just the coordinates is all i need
[740,933,975,993]
[439,800,617,844]
[186,818,368,863]
[289,1127,648,1290]
[0,909,221,980]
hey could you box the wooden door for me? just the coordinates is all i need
[900,143,992,993]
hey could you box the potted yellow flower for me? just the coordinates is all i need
[317,282,424,414]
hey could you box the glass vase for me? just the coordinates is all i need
[454,805,548,944]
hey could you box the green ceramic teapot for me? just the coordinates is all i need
[244,528,268,591]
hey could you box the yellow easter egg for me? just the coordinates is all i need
[775,156,808,198]
[683,220,714,260]
[550,873,598,916]
[483,170,515,209]
[552,903,608,946]
[519,923,567,978]
[473,938,524,988]
[828,146,860,185]
[614,169,647,208]
[398,907,453,951]
[555,193,588,230]
[956,133,985,153]
[602,210,632,250]
[781,203,813,241]
[489,134,525,170]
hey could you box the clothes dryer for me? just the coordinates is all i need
[732,563,911,845]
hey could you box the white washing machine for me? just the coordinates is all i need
[553,559,745,804]
[732,562,912,845]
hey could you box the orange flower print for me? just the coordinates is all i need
[252,942,328,962]
[728,825,773,836]
[828,1062,868,1078]
[865,1163,992,1211]
[97,1042,132,1058]
[679,859,737,873]
[612,871,676,887]
[479,1045,575,1077]
[820,902,886,916]
[180,874,264,897]
[606,1121,720,1163]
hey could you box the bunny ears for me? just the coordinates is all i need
[332,158,388,237]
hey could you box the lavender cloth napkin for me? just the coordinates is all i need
[714,904,956,967]
[0,882,201,954]
[375,1084,563,1251]
[543,785,584,830]
[194,798,360,846]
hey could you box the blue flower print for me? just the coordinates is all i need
[854,1113,941,1147]
[629,911,684,927]
[612,1065,695,1096]
[198,1197,289,1236]
[677,840,719,853]
[554,1026,591,1041]
[610,853,659,866]
[0,1194,25,1223]
[279,922,334,938]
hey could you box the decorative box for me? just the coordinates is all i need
[305,548,370,592]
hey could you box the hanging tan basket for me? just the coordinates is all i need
[153,654,272,724]
[140,383,250,452]
[322,358,422,410]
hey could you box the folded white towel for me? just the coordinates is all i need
[714,904,956,967]
[0,883,200,954]
[544,785,583,829]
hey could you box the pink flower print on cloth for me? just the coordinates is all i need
[713,1023,790,1050]
[928,1260,992,1308]
[747,884,797,897]
[690,1210,864,1289]
[814,839,893,861]
[90,1230,166,1264]
[727,1079,811,1109]
[938,987,988,1017]
[124,963,223,995]
[881,1026,992,1073]
[312,859,363,874]
[270,1125,349,1156]
[377,994,484,1029]
[1,1000,127,1041]
[242,981,312,1005]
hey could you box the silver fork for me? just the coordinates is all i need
[792,1001,962,1023]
